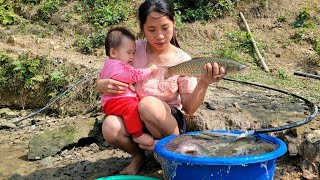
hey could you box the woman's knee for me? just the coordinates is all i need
[138,96,170,123]
[102,115,126,144]
[139,96,167,114]
[139,96,157,110]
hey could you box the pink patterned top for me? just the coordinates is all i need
[99,59,151,106]
[134,40,197,110]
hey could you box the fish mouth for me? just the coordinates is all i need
[239,64,246,70]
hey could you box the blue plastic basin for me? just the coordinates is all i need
[154,130,287,180]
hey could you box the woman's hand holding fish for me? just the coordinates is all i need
[200,62,226,84]
[96,78,128,95]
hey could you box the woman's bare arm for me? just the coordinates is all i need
[96,78,129,95]
[181,62,225,115]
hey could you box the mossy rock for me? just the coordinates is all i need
[28,117,98,160]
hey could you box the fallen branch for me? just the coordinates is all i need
[239,12,269,72]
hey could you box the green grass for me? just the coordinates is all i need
[230,68,320,104]
[211,30,319,104]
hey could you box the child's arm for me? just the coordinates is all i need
[124,64,157,83]
[102,61,157,84]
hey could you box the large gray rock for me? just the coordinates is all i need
[301,130,320,179]
[28,116,99,160]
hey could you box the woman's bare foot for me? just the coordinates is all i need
[133,133,154,146]
[119,153,146,175]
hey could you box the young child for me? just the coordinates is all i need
[100,27,157,147]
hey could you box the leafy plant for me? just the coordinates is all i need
[293,10,312,28]
[226,31,254,53]
[277,69,288,80]
[83,0,132,28]
[291,29,306,43]
[259,0,268,9]
[36,0,60,22]
[213,30,270,68]
[314,39,320,56]
[0,0,18,25]
[74,32,105,54]
[22,0,41,4]
[174,0,239,22]
[276,15,287,23]
[47,69,69,98]
[0,52,73,101]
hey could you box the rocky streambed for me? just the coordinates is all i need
[0,80,319,180]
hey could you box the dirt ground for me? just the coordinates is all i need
[0,0,319,179]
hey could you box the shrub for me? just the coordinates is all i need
[83,0,132,28]
[174,0,239,22]
[36,0,60,22]
[0,0,18,25]
[0,52,71,99]
[314,39,320,56]
[74,32,105,54]
[293,10,312,28]
[22,0,41,4]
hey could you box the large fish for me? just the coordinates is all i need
[163,57,246,79]
[174,140,211,156]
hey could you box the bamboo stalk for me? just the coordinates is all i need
[239,12,269,72]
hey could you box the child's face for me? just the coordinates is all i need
[113,36,136,65]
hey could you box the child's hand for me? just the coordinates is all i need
[133,133,154,146]
[149,64,158,72]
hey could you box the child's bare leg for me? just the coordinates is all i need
[102,115,146,175]
[133,133,154,146]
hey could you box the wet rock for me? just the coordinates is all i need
[233,102,241,108]
[306,130,320,143]
[204,101,216,110]
[40,156,54,166]
[89,143,100,153]
[19,110,29,117]
[301,131,320,179]
[0,121,16,129]
[28,116,99,160]
[284,135,299,156]
[287,142,299,156]
[302,169,317,180]
[0,108,19,118]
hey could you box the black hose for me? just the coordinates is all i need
[294,71,320,80]
[11,72,99,124]
[222,77,318,134]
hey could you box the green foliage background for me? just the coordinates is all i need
[0,0,319,108]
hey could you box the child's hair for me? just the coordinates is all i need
[138,0,180,48]
[105,27,136,56]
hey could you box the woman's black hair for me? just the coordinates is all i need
[138,0,180,48]
[105,27,136,56]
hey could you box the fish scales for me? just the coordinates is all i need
[164,57,246,79]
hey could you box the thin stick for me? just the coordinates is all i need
[239,12,269,72]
